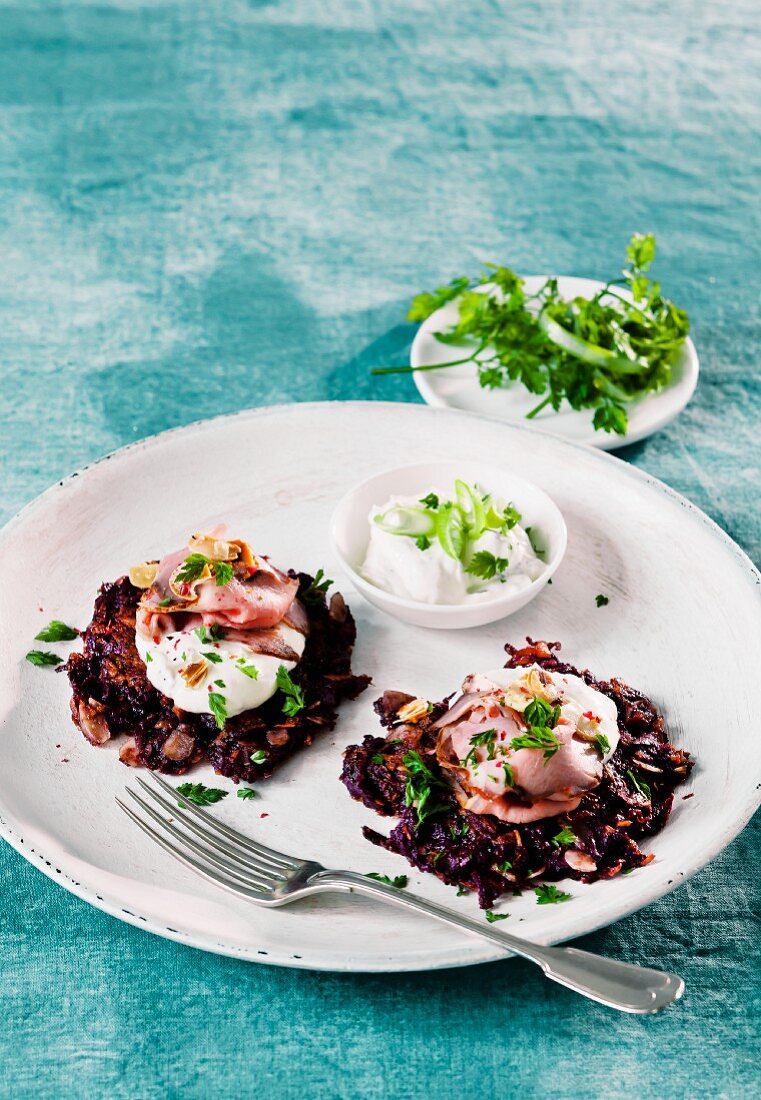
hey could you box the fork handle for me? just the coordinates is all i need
[310,870,684,1014]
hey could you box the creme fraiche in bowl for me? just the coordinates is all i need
[331,460,567,629]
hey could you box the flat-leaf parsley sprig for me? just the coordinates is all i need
[372,234,689,436]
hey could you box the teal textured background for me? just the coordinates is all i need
[0,2,759,1097]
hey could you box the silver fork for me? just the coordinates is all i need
[117,774,684,1014]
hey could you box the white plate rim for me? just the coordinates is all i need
[0,400,758,972]
[411,276,700,450]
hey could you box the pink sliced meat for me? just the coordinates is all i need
[465,792,583,824]
[136,539,299,639]
[435,684,604,823]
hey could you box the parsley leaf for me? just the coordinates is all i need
[175,553,233,588]
[465,550,509,581]
[534,884,572,905]
[195,624,224,644]
[502,503,522,530]
[365,872,409,889]
[157,597,174,607]
[176,782,228,807]
[237,787,258,800]
[594,732,611,756]
[208,691,227,730]
[485,910,510,923]
[595,593,610,607]
[497,860,513,873]
[461,728,498,767]
[370,753,385,765]
[25,650,62,667]
[34,620,78,642]
[523,697,560,729]
[235,660,259,680]
[249,750,267,765]
[402,750,450,827]
[510,725,561,762]
[524,526,546,560]
[419,492,440,509]
[502,760,515,787]
[551,826,577,848]
[202,650,223,664]
[275,665,305,716]
[415,535,431,551]
[302,568,332,605]
[510,697,562,762]
[626,769,652,801]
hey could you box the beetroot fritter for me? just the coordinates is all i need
[341,639,692,909]
[66,572,369,781]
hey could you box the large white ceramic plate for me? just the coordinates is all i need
[0,402,757,973]
[412,277,700,450]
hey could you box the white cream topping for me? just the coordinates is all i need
[135,624,305,718]
[473,664,620,766]
[361,492,545,605]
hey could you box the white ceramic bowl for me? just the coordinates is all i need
[330,459,567,629]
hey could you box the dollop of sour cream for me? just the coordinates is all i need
[481,665,620,762]
[361,491,545,605]
[136,625,306,718]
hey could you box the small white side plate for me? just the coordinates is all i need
[412,276,699,450]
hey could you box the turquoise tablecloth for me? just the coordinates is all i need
[1,2,759,1097]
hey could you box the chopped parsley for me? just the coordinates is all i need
[502,760,515,787]
[25,650,62,667]
[34,620,78,642]
[485,910,510,923]
[419,492,439,509]
[456,885,469,896]
[402,750,450,827]
[594,732,611,756]
[208,691,227,730]
[195,624,224,644]
[502,503,522,530]
[237,787,258,800]
[175,553,233,588]
[249,750,267,765]
[510,696,562,762]
[523,697,560,729]
[415,535,431,551]
[145,652,153,662]
[176,782,228,807]
[551,826,577,848]
[235,660,259,680]
[497,860,513,873]
[201,650,223,664]
[524,526,546,560]
[275,665,305,716]
[595,593,610,607]
[365,872,409,889]
[302,568,333,605]
[370,753,385,765]
[157,597,174,607]
[461,727,498,767]
[465,550,509,581]
[534,884,572,905]
[626,769,652,801]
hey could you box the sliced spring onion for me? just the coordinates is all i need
[435,502,466,560]
[374,505,436,537]
[539,311,645,373]
[454,479,486,538]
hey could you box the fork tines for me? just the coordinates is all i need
[116,773,300,900]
